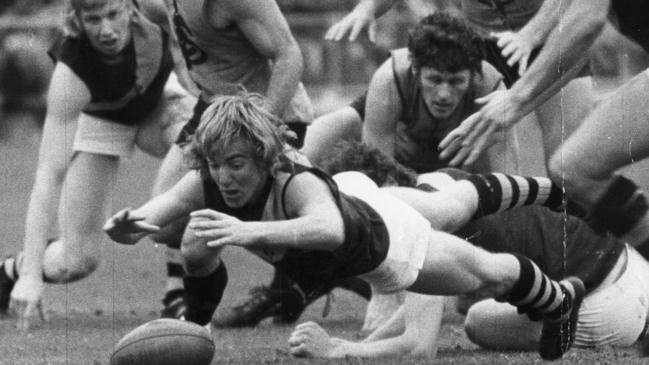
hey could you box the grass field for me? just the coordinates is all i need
[1,110,649,365]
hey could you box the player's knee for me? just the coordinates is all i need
[464,306,489,347]
[548,150,575,188]
[180,234,217,276]
[43,243,99,283]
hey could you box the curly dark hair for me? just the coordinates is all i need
[318,141,417,187]
[408,12,483,74]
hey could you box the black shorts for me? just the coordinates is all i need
[175,98,307,148]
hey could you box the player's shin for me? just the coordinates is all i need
[160,245,186,319]
[183,261,228,326]
[463,173,563,219]
[500,254,585,360]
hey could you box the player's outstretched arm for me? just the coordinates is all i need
[209,0,303,117]
[289,293,444,358]
[439,0,609,167]
[189,173,345,251]
[104,172,204,245]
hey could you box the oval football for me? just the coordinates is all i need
[110,319,215,365]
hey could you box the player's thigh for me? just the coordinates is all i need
[552,70,649,181]
[136,73,195,158]
[464,299,540,350]
[301,106,362,165]
[59,151,120,243]
[408,230,516,296]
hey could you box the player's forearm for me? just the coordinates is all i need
[364,305,407,342]
[20,168,64,277]
[266,43,303,117]
[510,2,607,110]
[250,215,344,251]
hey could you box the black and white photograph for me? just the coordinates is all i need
[1,0,649,364]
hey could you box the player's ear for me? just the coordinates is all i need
[63,7,83,37]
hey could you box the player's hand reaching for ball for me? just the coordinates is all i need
[438,89,526,167]
[103,208,160,245]
[10,274,48,331]
[188,209,259,248]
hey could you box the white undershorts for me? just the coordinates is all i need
[574,244,649,347]
[333,171,430,294]
[73,73,194,157]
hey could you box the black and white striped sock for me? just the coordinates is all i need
[505,254,564,315]
[464,173,563,219]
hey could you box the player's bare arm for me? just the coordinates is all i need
[492,0,567,75]
[139,0,199,95]
[206,0,303,117]
[439,0,609,167]
[105,172,205,245]
[10,63,91,330]
[363,60,402,158]
[190,172,345,251]
[290,293,444,358]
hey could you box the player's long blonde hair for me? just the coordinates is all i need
[186,93,290,179]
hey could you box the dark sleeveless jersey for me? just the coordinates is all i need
[202,161,389,283]
[48,14,173,125]
[458,206,623,292]
[612,0,649,53]
[391,49,503,173]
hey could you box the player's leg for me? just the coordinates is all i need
[409,230,585,360]
[548,70,649,251]
[180,219,228,326]
[301,105,363,167]
[43,150,119,282]
[44,114,137,281]
[0,112,78,314]
[134,72,196,318]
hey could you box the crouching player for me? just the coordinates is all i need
[289,145,649,358]
[104,93,584,360]
[0,0,195,329]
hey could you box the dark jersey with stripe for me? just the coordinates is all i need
[48,24,173,125]
[202,160,389,283]
[612,0,649,53]
[458,206,623,292]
